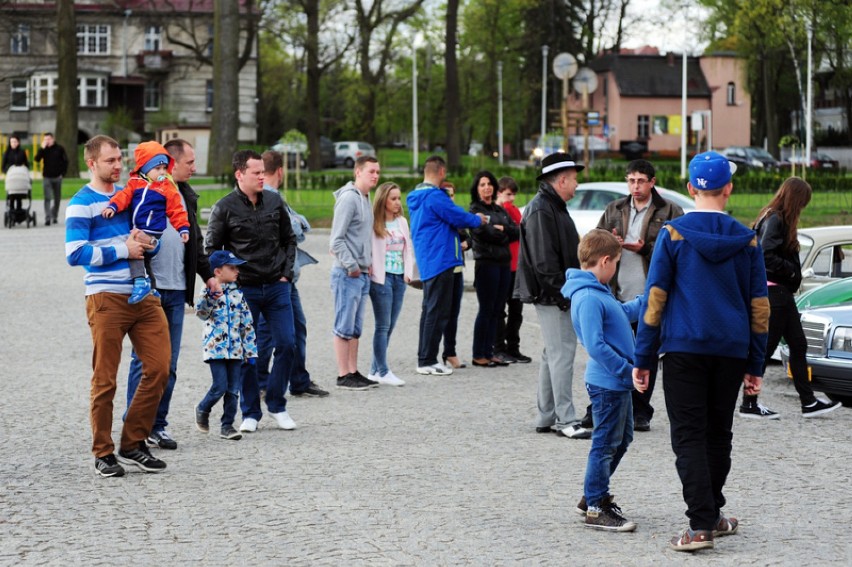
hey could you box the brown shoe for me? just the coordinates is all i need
[670,528,714,551]
[443,356,467,369]
[713,514,739,536]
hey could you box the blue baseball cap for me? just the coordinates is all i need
[209,250,247,270]
[689,151,737,191]
[139,154,170,176]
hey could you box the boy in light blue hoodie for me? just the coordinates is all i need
[562,229,644,533]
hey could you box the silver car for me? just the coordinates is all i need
[798,226,852,293]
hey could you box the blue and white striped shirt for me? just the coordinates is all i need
[65,184,134,296]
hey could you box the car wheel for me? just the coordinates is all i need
[826,393,852,408]
[344,157,354,168]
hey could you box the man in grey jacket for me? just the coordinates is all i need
[330,155,380,390]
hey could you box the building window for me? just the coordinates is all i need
[206,79,214,112]
[31,74,57,107]
[77,24,110,55]
[79,76,107,107]
[10,80,29,110]
[726,82,736,106]
[145,81,161,111]
[144,25,162,51]
[637,115,650,139]
[11,24,30,54]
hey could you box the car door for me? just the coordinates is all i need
[800,238,852,293]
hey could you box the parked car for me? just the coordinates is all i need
[796,277,852,311]
[318,136,337,168]
[797,226,852,294]
[787,152,840,170]
[721,146,782,171]
[334,141,376,168]
[565,182,696,236]
[780,303,852,406]
[270,142,307,170]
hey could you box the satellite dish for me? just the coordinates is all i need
[572,67,599,94]
[552,52,578,80]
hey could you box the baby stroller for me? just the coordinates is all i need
[4,165,36,228]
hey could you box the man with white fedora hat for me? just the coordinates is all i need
[515,152,591,439]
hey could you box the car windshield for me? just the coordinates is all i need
[747,148,775,161]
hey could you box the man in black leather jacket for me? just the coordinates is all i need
[515,153,590,439]
[205,149,299,433]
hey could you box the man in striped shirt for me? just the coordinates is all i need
[66,135,171,478]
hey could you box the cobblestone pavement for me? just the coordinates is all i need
[2,209,851,565]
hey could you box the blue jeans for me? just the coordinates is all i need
[472,263,512,359]
[330,267,370,339]
[441,270,465,359]
[369,273,407,376]
[198,359,242,428]
[256,284,312,394]
[125,288,184,431]
[240,281,295,420]
[584,384,634,508]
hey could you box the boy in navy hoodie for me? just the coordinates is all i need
[562,229,644,533]
[633,151,769,552]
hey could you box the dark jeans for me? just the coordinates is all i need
[126,289,185,431]
[495,271,523,354]
[256,284,311,395]
[198,359,242,428]
[663,352,745,530]
[241,281,295,420]
[758,286,815,405]
[441,270,465,360]
[43,176,62,222]
[472,263,511,359]
[419,268,456,366]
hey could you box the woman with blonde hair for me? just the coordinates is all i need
[368,182,416,386]
[739,176,841,419]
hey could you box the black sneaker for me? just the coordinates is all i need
[580,406,594,429]
[146,429,178,450]
[739,402,780,419]
[95,454,125,478]
[196,408,210,433]
[291,381,330,398]
[802,399,842,417]
[508,351,532,364]
[117,443,167,473]
[585,499,636,532]
[220,425,243,440]
[493,352,518,364]
[336,373,372,391]
[353,371,379,388]
[633,417,651,432]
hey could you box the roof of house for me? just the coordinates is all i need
[589,54,711,98]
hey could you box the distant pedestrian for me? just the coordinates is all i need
[329,155,380,391]
[34,132,69,226]
[563,229,644,532]
[407,156,485,375]
[2,134,29,215]
[515,153,590,439]
[195,251,258,441]
[739,176,841,419]
[468,171,519,367]
[493,176,531,364]
[633,151,768,551]
[368,182,415,386]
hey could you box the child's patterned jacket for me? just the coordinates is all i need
[195,282,258,362]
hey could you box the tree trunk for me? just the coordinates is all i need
[209,0,240,180]
[304,0,322,171]
[56,0,79,177]
[444,0,461,170]
[762,54,780,155]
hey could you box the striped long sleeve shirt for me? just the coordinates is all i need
[65,184,136,296]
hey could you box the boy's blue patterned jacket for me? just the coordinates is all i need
[195,282,258,362]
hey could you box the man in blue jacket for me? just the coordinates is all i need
[407,156,486,375]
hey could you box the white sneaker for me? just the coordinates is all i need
[269,411,297,430]
[416,363,453,376]
[376,371,406,386]
[239,418,258,433]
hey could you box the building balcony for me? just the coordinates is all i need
[136,50,173,73]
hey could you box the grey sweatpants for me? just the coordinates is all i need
[534,304,579,430]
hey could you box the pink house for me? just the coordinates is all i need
[569,52,751,155]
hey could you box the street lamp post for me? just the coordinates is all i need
[541,45,549,147]
[412,42,419,172]
[497,61,504,164]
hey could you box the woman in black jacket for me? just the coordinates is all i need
[2,135,30,213]
[740,176,841,419]
[468,171,519,367]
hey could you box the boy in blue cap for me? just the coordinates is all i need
[633,151,769,551]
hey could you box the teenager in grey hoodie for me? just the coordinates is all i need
[329,156,381,390]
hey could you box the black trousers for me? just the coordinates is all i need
[495,271,524,354]
[631,321,659,421]
[763,286,815,405]
[663,352,745,530]
[418,268,455,366]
